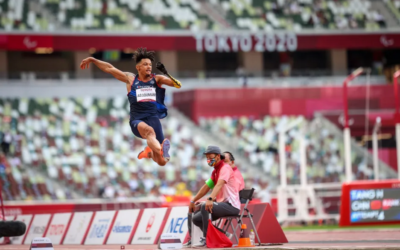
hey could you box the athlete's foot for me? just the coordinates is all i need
[138,146,152,160]
[161,139,171,161]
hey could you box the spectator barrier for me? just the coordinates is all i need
[3,202,287,245]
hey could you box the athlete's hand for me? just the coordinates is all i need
[205,200,213,213]
[156,62,168,75]
[80,57,94,70]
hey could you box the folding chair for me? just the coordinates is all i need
[216,188,262,246]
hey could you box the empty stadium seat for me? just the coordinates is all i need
[0,0,387,31]
[0,0,214,31]
[0,97,212,200]
[200,115,374,185]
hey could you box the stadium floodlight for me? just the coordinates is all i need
[393,70,400,180]
[343,67,364,182]
[372,117,381,180]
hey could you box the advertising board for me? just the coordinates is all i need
[107,209,140,244]
[131,208,167,244]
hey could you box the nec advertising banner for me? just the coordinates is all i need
[24,214,52,244]
[107,209,140,244]
[132,207,168,244]
[45,213,72,244]
[84,211,116,245]
[63,212,94,245]
[162,206,189,243]
[11,214,33,244]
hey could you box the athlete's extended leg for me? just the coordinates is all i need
[137,122,167,166]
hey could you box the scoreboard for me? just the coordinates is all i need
[340,180,400,226]
[350,188,400,223]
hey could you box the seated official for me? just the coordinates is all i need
[223,151,244,191]
[185,145,240,247]
[223,151,247,203]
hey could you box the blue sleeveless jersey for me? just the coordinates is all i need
[127,74,168,121]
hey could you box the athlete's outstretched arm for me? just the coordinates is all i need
[80,57,134,84]
[155,75,182,88]
[155,62,182,89]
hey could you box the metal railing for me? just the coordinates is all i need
[0,71,387,85]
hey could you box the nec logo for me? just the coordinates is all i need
[166,217,187,234]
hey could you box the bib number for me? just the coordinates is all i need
[137,87,156,102]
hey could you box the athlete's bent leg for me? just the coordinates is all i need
[137,122,167,166]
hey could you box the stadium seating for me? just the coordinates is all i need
[217,0,385,31]
[0,0,214,31]
[0,0,386,31]
[388,0,400,19]
[1,97,377,201]
[199,115,374,185]
[0,152,69,201]
[0,97,213,200]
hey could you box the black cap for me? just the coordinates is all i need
[203,145,225,160]
[203,145,222,155]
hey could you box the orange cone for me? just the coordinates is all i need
[235,223,254,247]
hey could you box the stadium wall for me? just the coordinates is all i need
[3,202,283,245]
[2,32,400,51]
[173,85,399,133]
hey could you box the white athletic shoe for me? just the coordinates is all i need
[193,237,206,247]
[182,240,191,247]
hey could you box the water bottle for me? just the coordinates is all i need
[249,229,255,246]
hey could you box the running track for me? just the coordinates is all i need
[1,229,399,250]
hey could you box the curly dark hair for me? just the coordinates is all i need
[133,47,156,64]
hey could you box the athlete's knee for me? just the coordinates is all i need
[192,214,202,227]
[141,125,156,139]
[157,159,167,166]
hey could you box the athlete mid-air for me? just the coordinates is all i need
[80,47,182,166]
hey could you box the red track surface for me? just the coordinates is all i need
[1,229,399,249]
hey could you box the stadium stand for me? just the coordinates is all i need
[0,151,71,201]
[0,97,214,200]
[0,0,388,31]
[200,115,375,185]
[217,0,386,31]
[387,0,400,22]
[0,0,215,31]
[1,97,382,200]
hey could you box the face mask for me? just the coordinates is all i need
[207,157,217,166]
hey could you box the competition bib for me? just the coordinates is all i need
[137,87,156,102]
